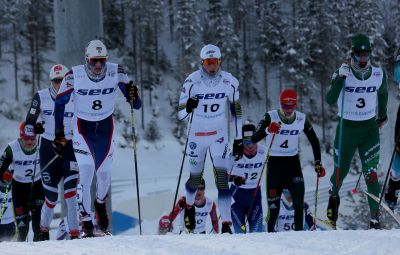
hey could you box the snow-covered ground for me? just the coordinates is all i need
[2,230,399,255]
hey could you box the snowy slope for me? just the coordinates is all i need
[2,230,399,255]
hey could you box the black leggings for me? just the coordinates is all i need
[266,155,305,232]
[12,180,44,241]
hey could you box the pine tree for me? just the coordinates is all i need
[103,0,126,51]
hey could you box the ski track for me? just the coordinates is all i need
[2,230,399,255]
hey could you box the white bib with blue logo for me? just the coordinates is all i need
[8,140,41,183]
[38,88,74,140]
[72,63,119,121]
[231,146,267,189]
[338,66,383,121]
[266,110,305,157]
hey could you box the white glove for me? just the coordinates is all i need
[338,63,350,78]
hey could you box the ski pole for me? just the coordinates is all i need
[351,171,363,194]
[313,175,320,230]
[0,183,11,223]
[170,110,195,228]
[241,133,276,232]
[130,98,142,235]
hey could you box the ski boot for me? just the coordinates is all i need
[385,178,400,211]
[38,228,50,241]
[184,204,195,233]
[94,200,110,235]
[369,217,380,230]
[221,221,232,234]
[70,230,80,240]
[82,220,95,238]
[327,193,340,229]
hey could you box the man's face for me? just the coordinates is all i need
[281,103,296,118]
[202,58,221,75]
[353,50,371,68]
[22,136,36,149]
[51,78,63,91]
[243,137,256,151]
[87,57,107,75]
[195,185,205,200]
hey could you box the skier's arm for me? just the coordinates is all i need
[377,69,388,119]
[178,78,193,121]
[251,113,272,143]
[209,202,219,233]
[326,69,345,105]
[229,77,242,139]
[303,118,321,162]
[0,146,13,182]
[117,65,141,109]
[54,70,74,137]
[25,92,41,128]
[304,203,314,230]
[169,197,185,222]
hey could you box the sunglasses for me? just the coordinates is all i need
[281,103,296,110]
[203,58,221,66]
[354,50,371,58]
[51,78,63,84]
[198,186,205,191]
[88,58,107,66]
[243,139,253,145]
[22,136,36,141]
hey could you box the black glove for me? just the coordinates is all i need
[376,115,388,129]
[185,97,199,113]
[233,139,244,160]
[315,160,326,177]
[126,81,139,103]
[177,197,186,209]
[52,135,67,156]
[34,122,45,135]
[232,175,246,186]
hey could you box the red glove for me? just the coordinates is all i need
[267,122,281,134]
[315,161,326,177]
[2,170,12,184]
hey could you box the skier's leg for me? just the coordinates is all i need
[31,180,44,241]
[328,124,357,222]
[63,155,79,236]
[184,136,207,231]
[359,124,380,224]
[209,137,231,224]
[287,158,305,231]
[231,187,246,234]
[248,188,263,233]
[266,157,284,232]
[385,151,400,210]
[73,117,96,236]
[12,180,30,241]
[39,138,62,237]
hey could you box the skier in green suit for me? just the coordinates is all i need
[326,34,388,229]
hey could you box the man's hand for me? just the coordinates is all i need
[233,139,244,160]
[52,136,67,156]
[127,81,139,103]
[1,170,12,184]
[267,122,281,134]
[34,122,45,135]
[315,160,326,177]
[338,63,350,78]
[232,175,246,186]
[376,115,388,129]
[185,97,199,113]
